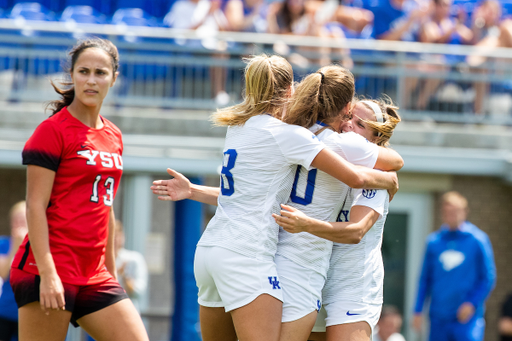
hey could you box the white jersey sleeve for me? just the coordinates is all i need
[272,123,326,169]
[351,188,388,217]
[324,132,378,168]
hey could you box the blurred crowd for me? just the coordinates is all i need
[2,0,512,113]
[166,0,510,46]
[165,0,512,112]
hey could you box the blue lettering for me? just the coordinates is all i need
[290,166,317,205]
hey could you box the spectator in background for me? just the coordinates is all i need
[224,0,267,33]
[366,0,431,110]
[470,0,502,44]
[414,0,473,110]
[267,0,318,35]
[0,201,28,341]
[466,0,507,115]
[267,0,351,67]
[115,220,148,313]
[500,293,512,341]
[369,0,430,41]
[373,305,406,341]
[305,0,374,37]
[413,191,496,341]
[164,0,228,33]
[164,0,231,106]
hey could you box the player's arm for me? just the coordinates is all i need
[26,165,66,313]
[151,168,219,206]
[105,207,117,280]
[375,147,404,171]
[311,148,399,199]
[273,204,379,244]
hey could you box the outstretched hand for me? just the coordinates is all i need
[272,204,312,234]
[151,168,192,201]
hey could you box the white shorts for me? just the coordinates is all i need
[275,254,325,323]
[194,245,283,312]
[312,300,382,335]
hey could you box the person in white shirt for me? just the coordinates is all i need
[274,97,401,341]
[114,220,148,313]
[151,56,399,341]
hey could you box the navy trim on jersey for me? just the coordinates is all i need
[22,150,60,172]
[17,241,30,271]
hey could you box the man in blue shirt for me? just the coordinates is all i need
[413,191,496,341]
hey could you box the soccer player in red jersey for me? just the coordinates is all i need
[10,39,149,341]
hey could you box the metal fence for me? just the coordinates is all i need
[1,19,512,124]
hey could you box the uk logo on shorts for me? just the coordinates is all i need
[362,189,377,199]
[268,276,281,290]
[317,300,321,312]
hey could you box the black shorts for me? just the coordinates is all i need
[10,268,128,327]
[0,317,18,340]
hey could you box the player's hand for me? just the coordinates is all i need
[39,272,66,314]
[272,204,311,233]
[386,171,398,201]
[151,168,192,201]
[412,314,423,331]
[457,302,475,324]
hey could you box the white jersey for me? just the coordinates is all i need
[276,127,379,277]
[323,188,389,305]
[198,115,325,260]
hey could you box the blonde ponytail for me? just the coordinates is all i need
[211,54,293,127]
[284,65,354,129]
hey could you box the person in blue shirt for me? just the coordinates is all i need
[369,0,430,41]
[413,191,496,341]
[0,201,28,341]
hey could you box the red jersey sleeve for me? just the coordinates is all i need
[22,120,63,172]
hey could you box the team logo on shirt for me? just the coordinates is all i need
[439,250,465,271]
[336,210,349,222]
[362,189,377,199]
[268,276,281,290]
[77,149,123,170]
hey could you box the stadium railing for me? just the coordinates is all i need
[0,18,512,125]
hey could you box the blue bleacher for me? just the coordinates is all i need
[502,0,512,19]
[62,0,110,17]
[11,0,59,12]
[114,0,168,20]
[60,5,106,24]
[9,2,54,21]
[111,7,158,27]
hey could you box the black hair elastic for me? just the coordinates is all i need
[317,71,325,83]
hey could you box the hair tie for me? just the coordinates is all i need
[317,71,325,83]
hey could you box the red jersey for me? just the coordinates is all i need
[13,107,123,285]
